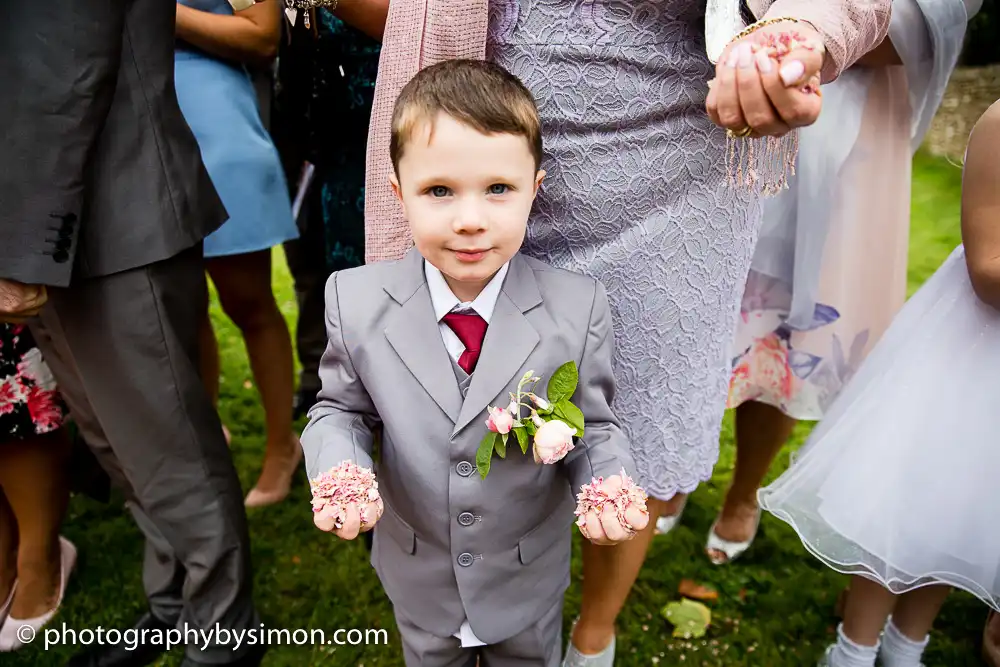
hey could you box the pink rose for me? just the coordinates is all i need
[486,406,515,434]
[533,419,575,464]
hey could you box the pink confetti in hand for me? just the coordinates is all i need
[310,461,383,530]
[575,470,649,538]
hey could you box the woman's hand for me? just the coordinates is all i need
[0,279,47,324]
[706,20,826,138]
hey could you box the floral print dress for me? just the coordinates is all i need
[0,324,66,439]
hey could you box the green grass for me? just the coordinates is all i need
[10,152,982,666]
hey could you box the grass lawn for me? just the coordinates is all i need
[9,152,985,667]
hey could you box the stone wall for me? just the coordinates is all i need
[923,65,1000,160]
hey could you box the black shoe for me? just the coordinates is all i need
[67,612,175,667]
[180,641,267,666]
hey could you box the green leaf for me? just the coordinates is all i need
[477,432,496,479]
[546,361,579,404]
[523,420,537,437]
[661,599,712,639]
[513,427,529,455]
[554,399,585,437]
[496,432,507,458]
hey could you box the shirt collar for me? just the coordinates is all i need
[424,260,510,324]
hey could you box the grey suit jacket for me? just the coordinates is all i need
[0,0,225,286]
[301,249,636,644]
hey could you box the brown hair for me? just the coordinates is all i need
[389,59,543,174]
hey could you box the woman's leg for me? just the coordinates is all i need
[709,400,796,561]
[0,491,17,609]
[0,430,71,619]
[206,250,299,506]
[569,497,670,656]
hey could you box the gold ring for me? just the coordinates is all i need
[727,126,753,138]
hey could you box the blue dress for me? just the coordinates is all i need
[174,0,297,258]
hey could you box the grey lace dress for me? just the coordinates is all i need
[487,0,760,500]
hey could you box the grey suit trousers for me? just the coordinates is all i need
[394,597,563,667]
[31,245,257,663]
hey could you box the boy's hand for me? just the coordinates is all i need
[314,500,383,540]
[576,473,650,545]
[309,461,383,540]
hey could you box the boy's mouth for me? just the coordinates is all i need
[452,248,489,263]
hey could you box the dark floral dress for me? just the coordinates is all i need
[271,10,380,271]
[0,324,66,439]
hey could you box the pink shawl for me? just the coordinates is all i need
[364,0,892,264]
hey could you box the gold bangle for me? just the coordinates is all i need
[727,126,753,139]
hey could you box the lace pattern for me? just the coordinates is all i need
[486,0,759,499]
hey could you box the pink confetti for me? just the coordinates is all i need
[310,461,383,528]
[575,469,648,533]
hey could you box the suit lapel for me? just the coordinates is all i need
[384,250,464,423]
[453,255,543,436]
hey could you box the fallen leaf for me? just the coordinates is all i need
[738,588,747,601]
[243,380,253,390]
[291,555,301,565]
[662,599,711,639]
[678,579,719,602]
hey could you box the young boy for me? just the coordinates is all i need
[300,59,648,666]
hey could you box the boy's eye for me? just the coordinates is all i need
[488,184,509,195]
[429,186,450,197]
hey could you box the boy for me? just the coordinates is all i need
[300,59,648,666]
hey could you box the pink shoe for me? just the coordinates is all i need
[0,537,76,652]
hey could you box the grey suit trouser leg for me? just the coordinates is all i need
[394,597,563,667]
[32,244,257,663]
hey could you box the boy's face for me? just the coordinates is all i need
[391,112,544,302]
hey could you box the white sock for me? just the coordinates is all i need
[879,617,929,667]
[828,623,879,667]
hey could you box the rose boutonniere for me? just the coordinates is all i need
[477,361,586,478]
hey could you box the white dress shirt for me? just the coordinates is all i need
[425,259,509,364]
[422,259,510,648]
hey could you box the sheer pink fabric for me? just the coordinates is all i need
[364,0,892,264]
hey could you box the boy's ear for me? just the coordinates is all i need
[389,173,408,218]
[533,169,546,195]
[389,173,402,201]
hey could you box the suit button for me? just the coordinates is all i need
[456,461,474,477]
[54,237,72,251]
[53,250,69,264]
[458,512,475,526]
[457,553,474,567]
[58,226,73,239]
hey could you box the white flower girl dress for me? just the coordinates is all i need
[758,245,1000,611]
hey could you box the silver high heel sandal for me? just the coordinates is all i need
[705,505,761,565]
[653,496,688,536]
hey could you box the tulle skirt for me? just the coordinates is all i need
[758,245,1000,611]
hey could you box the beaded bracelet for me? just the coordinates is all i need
[728,16,826,58]
[284,0,339,9]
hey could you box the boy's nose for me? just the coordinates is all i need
[452,202,488,233]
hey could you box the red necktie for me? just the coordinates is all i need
[442,312,488,374]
